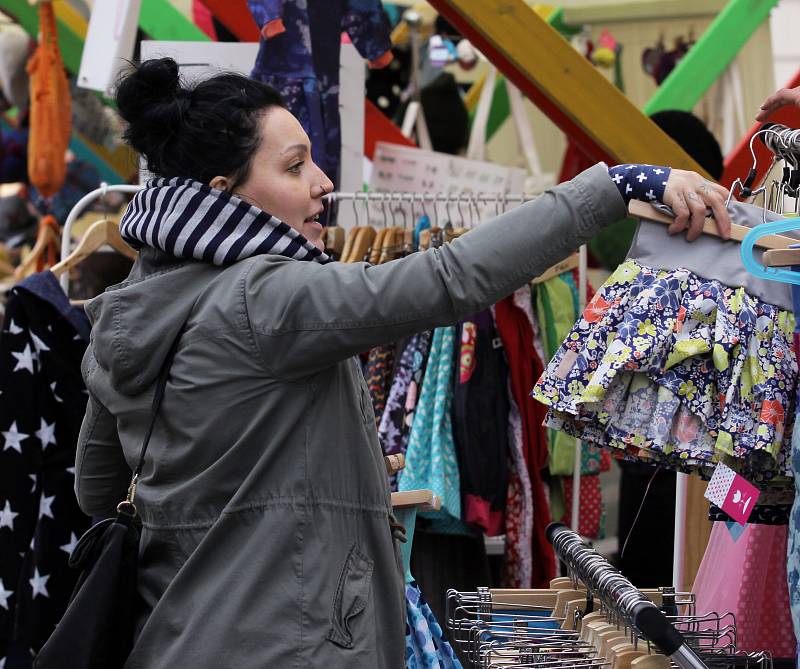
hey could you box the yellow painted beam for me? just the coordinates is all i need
[54,0,87,39]
[428,0,710,177]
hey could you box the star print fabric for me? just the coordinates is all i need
[0,272,91,664]
[608,164,671,205]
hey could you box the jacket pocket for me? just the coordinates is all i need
[326,544,375,649]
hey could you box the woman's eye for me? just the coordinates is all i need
[288,161,304,174]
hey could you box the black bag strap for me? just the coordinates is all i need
[119,336,181,516]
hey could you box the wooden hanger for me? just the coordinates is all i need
[50,219,137,278]
[325,226,345,260]
[533,253,580,285]
[340,226,360,263]
[628,199,797,250]
[762,247,800,267]
[14,215,60,281]
[390,489,441,512]
[378,227,401,264]
[349,226,377,263]
[369,227,390,264]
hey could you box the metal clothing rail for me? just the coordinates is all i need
[324,191,543,204]
[547,523,709,669]
[328,188,589,533]
[60,182,142,293]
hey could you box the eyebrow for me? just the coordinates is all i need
[282,144,309,156]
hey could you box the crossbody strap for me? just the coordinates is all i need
[119,336,181,515]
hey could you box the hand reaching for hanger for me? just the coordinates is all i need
[662,169,731,242]
[756,86,800,122]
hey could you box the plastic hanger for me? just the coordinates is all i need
[740,216,800,283]
[50,218,137,278]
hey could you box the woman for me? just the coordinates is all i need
[75,58,730,668]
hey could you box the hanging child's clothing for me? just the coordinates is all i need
[405,581,462,669]
[786,275,800,657]
[247,0,393,185]
[451,309,509,536]
[695,522,796,657]
[379,331,431,490]
[501,377,533,588]
[365,343,395,425]
[495,291,557,587]
[533,201,798,483]
[0,272,91,662]
[398,327,462,526]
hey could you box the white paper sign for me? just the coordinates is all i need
[366,141,528,228]
[78,0,142,94]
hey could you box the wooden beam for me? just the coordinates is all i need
[643,0,779,115]
[465,6,571,142]
[427,0,708,175]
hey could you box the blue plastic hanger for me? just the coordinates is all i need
[741,217,800,285]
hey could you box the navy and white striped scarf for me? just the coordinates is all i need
[119,177,332,265]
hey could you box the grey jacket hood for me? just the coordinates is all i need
[84,250,215,396]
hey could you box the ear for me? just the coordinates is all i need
[209,176,230,192]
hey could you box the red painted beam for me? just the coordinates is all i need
[722,69,800,190]
[365,99,416,159]
[200,0,260,41]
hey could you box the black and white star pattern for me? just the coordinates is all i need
[607,163,671,205]
[0,272,92,666]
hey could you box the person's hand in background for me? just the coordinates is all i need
[756,86,800,121]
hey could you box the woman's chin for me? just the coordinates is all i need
[301,222,325,251]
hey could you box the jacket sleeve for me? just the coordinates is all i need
[244,163,627,379]
[74,393,131,518]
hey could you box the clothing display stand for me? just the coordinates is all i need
[60,182,143,293]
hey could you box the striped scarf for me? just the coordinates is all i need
[119,177,331,265]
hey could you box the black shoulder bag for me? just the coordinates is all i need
[35,342,178,669]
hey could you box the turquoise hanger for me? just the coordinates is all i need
[740,217,800,285]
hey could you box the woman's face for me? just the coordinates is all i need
[215,107,334,251]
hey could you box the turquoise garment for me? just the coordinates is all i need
[398,327,461,523]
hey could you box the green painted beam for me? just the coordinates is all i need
[138,0,210,41]
[643,0,778,114]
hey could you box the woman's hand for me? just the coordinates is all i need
[756,86,800,122]
[662,169,731,242]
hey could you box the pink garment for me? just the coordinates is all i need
[693,522,796,657]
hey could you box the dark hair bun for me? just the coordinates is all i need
[115,58,188,170]
[115,57,284,183]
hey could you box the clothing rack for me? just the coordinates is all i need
[60,183,143,293]
[547,523,709,669]
[326,189,590,533]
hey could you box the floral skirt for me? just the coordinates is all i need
[532,260,797,480]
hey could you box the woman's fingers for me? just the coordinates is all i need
[667,192,690,236]
[663,170,731,241]
[683,191,708,241]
